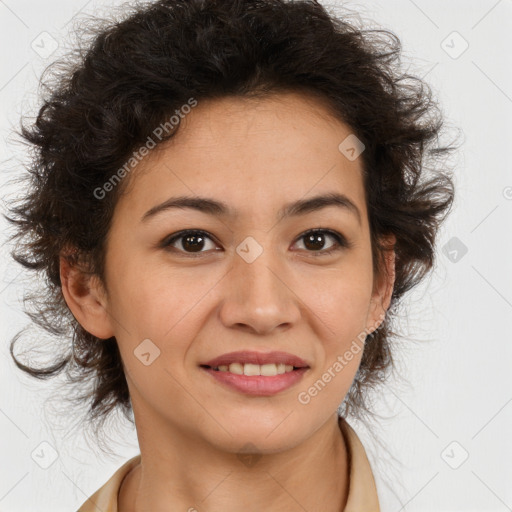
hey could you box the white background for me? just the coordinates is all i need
[1,0,511,511]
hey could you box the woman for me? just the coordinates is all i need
[5,0,456,510]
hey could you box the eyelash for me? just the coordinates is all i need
[160,228,352,258]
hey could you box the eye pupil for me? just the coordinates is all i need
[182,233,205,252]
[304,233,326,251]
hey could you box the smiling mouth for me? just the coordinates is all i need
[200,362,305,376]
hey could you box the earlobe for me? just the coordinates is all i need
[367,235,396,333]
[59,253,115,340]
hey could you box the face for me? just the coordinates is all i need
[63,92,394,454]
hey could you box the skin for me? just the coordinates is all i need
[60,91,395,512]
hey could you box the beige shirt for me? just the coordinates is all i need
[77,416,380,511]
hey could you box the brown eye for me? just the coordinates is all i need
[161,228,351,258]
[303,232,330,251]
[162,230,218,254]
[294,229,350,256]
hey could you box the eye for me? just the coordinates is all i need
[293,229,351,256]
[160,228,351,257]
[161,230,219,256]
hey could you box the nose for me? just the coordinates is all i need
[218,243,301,336]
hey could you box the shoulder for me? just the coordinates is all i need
[76,454,141,512]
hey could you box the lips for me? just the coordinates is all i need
[200,350,309,369]
[199,350,310,396]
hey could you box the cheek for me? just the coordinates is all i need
[304,262,374,336]
[300,278,369,406]
[300,260,372,395]
[107,262,217,347]
[107,268,206,402]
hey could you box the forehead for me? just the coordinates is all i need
[116,92,367,224]
[159,91,353,158]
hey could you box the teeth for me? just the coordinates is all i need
[229,363,244,375]
[261,364,277,376]
[213,363,296,375]
[244,363,260,376]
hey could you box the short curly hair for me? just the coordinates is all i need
[4,0,456,441]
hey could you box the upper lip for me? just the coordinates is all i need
[201,350,309,368]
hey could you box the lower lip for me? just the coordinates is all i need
[201,367,309,396]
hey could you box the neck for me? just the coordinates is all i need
[119,414,349,512]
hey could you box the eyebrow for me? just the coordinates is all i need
[141,192,362,225]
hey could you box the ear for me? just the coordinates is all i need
[59,251,115,340]
[366,234,396,334]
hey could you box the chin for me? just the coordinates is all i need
[205,418,308,455]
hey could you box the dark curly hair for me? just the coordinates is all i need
[4,0,457,444]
